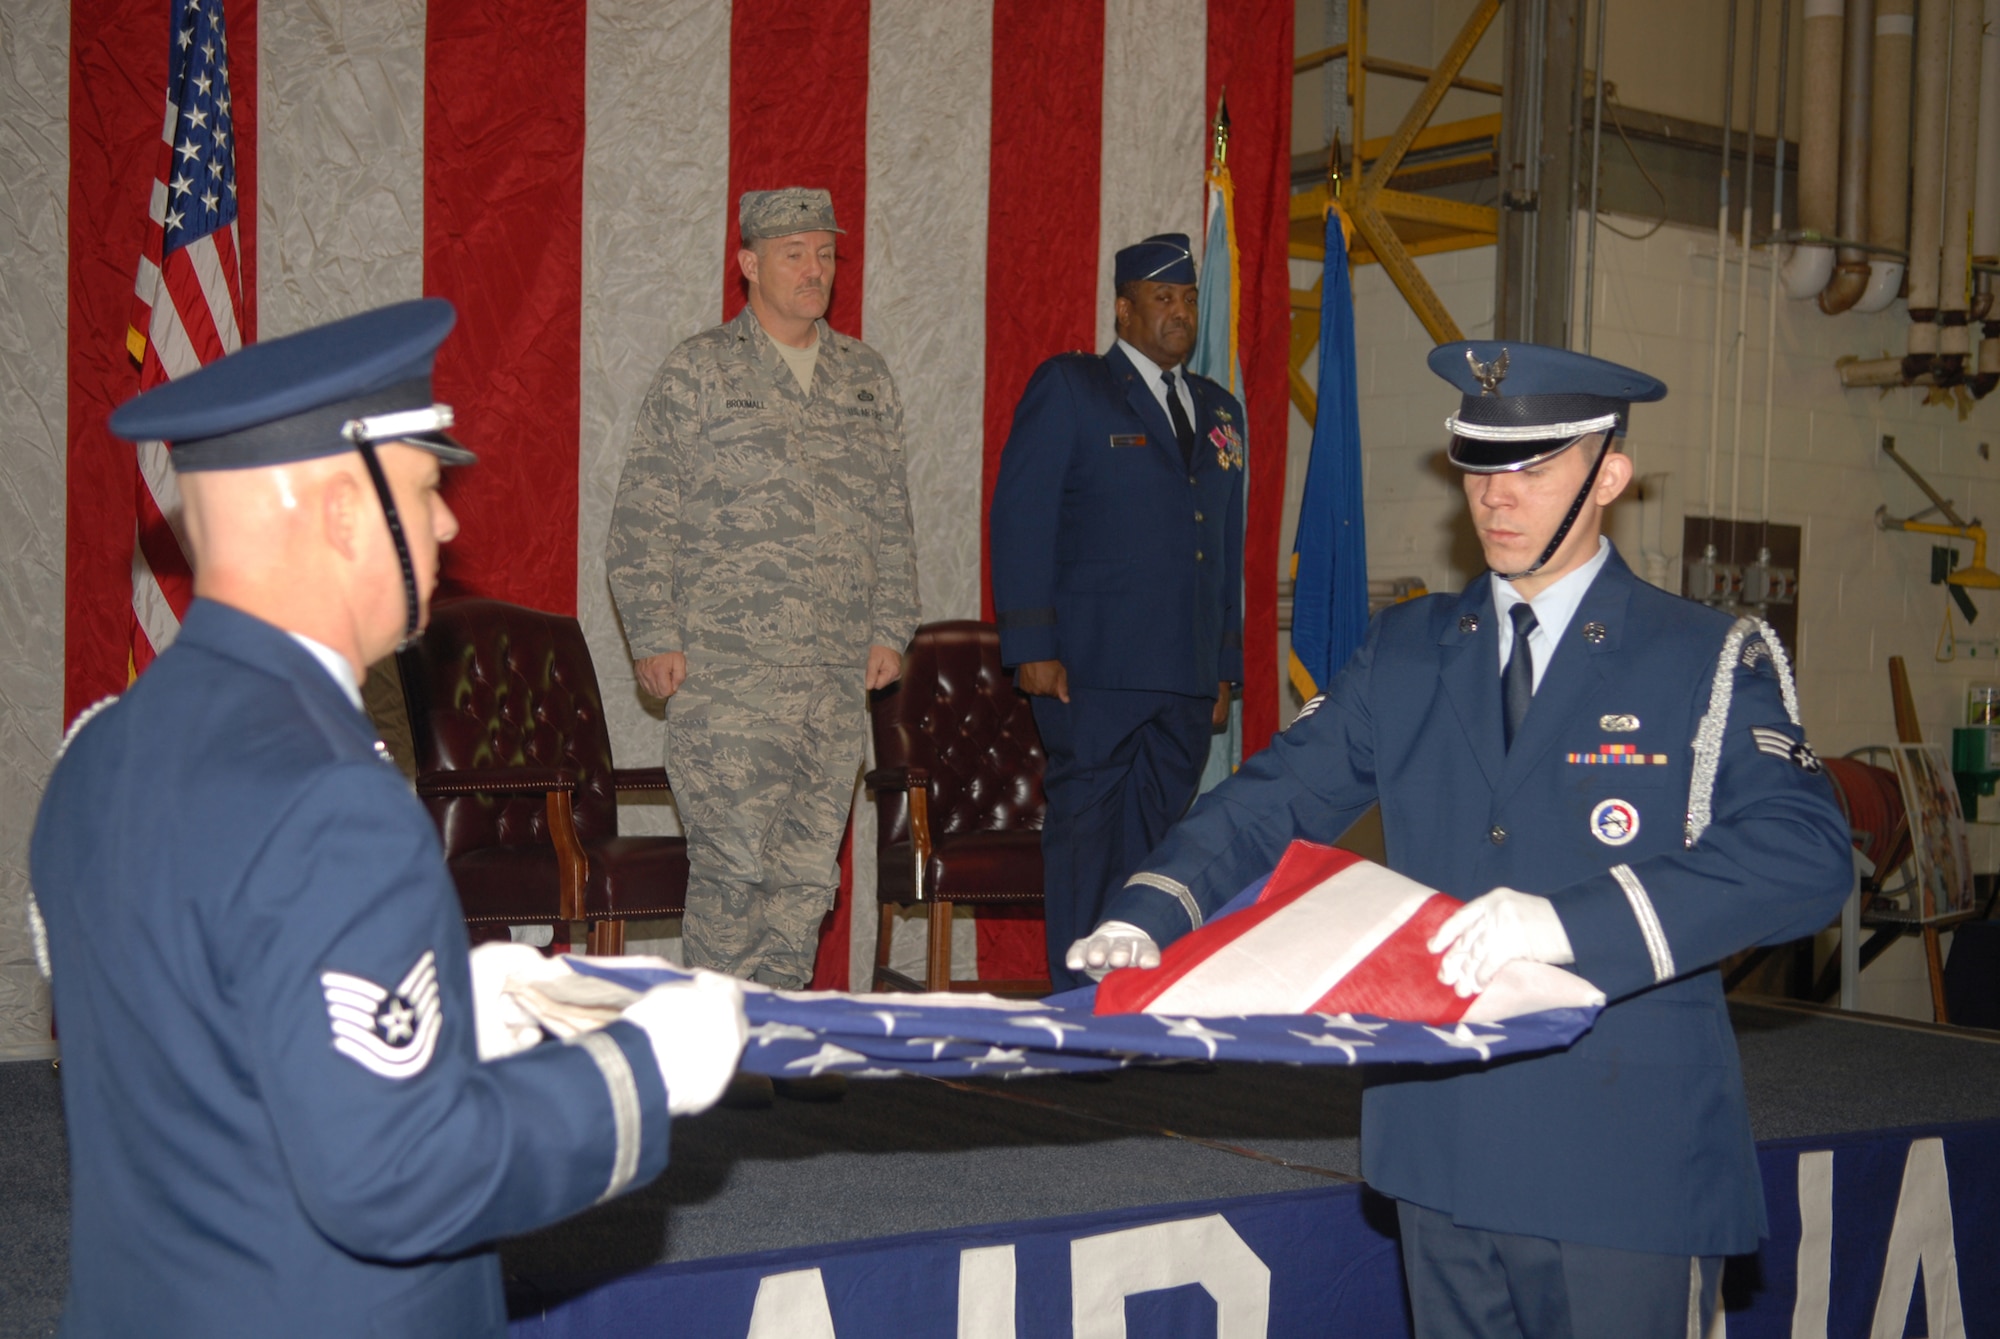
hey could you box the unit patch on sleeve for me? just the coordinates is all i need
[1750,726,1823,774]
[321,950,443,1080]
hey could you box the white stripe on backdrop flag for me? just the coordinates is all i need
[28,0,1292,1053]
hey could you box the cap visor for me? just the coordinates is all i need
[401,430,476,466]
[1447,434,1585,474]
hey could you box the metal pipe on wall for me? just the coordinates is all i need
[1904,0,1951,378]
[1731,0,1765,523]
[1581,0,1609,353]
[1819,0,1875,312]
[1708,0,1741,526]
[1761,0,1793,525]
[1784,0,1844,297]
[1855,0,1915,311]
[1936,0,1984,383]
[1973,0,1999,396]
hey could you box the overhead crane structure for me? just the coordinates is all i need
[1288,0,1505,423]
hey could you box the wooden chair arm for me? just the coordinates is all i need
[414,767,576,798]
[413,768,587,922]
[863,766,931,791]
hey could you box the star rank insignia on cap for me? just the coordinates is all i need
[1751,727,1822,774]
[321,950,442,1080]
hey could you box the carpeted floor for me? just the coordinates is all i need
[3,1001,1996,1336]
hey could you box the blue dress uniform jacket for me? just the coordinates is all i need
[30,601,672,1338]
[1106,552,1853,1256]
[989,345,1246,693]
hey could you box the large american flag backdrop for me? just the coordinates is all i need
[51,0,1294,997]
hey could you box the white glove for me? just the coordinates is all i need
[1065,920,1162,981]
[620,970,749,1117]
[1427,888,1574,998]
[467,941,575,1061]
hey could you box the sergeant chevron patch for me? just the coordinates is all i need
[321,950,442,1080]
[1751,727,1823,774]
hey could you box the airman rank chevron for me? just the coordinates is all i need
[1751,726,1822,774]
[1566,744,1669,765]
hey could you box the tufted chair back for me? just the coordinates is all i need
[870,621,1045,848]
[398,598,619,860]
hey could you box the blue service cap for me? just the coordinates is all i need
[1114,233,1197,287]
[108,298,475,473]
[1429,340,1666,473]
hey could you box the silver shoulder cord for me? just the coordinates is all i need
[1685,617,1801,847]
[29,695,122,981]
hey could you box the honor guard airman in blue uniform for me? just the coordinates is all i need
[1071,343,1853,1338]
[990,233,1247,989]
[29,301,746,1338]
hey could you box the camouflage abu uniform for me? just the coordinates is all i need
[607,304,920,986]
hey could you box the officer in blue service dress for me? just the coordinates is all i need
[1068,343,1854,1338]
[989,233,1247,989]
[28,300,748,1338]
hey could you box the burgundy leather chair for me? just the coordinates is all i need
[396,598,687,954]
[866,620,1051,995]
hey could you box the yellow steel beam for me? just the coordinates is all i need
[1295,44,1504,98]
[1356,0,1502,198]
[1372,189,1498,234]
[1344,194,1464,343]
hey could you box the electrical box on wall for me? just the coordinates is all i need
[1681,517,1802,666]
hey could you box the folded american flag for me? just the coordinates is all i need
[521,845,1602,1081]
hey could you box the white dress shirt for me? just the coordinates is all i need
[1116,338,1197,430]
[288,631,363,711]
[1491,536,1613,693]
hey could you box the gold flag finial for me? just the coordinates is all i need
[1210,88,1230,170]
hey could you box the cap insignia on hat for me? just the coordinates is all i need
[1467,348,1510,395]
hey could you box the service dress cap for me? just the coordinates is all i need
[1429,340,1666,473]
[1114,233,1198,287]
[738,187,845,241]
[108,298,473,473]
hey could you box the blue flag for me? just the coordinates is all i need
[1289,206,1369,700]
[1191,170,1244,793]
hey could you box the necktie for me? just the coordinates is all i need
[1162,370,1196,470]
[1502,602,1539,750]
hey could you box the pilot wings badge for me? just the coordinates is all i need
[321,950,443,1080]
[1467,348,1510,394]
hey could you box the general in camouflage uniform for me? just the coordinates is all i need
[607,188,920,988]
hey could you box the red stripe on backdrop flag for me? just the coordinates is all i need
[65,0,257,724]
[424,0,587,616]
[979,0,1107,622]
[726,0,873,335]
[972,0,1107,983]
[1207,0,1292,757]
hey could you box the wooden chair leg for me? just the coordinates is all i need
[925,898,955,993]
[873,902,898,992]
[588,918,627,956]
[1924,924,1950,1024]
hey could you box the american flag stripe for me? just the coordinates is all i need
[122,0,246,671]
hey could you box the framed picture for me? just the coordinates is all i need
[1888,743,1977,922]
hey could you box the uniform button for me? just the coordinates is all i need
[1195,510,1205,522]
[1196,550,1205,562]
[1488,825,1508,845]
[1188,475,1198,485]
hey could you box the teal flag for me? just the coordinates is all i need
[1289,206,1368,699]
[1191,175,1243,794]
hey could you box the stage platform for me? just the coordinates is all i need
[3,1000,1997,1336]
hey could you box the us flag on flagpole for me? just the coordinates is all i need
[125,0,247,673]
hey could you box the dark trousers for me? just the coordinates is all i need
[1031,686,1214,990]
[1397,1201,1721,1339]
